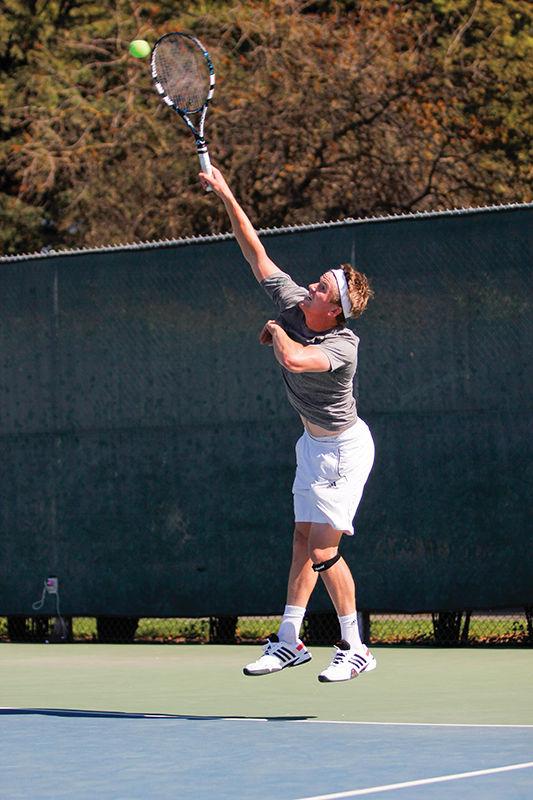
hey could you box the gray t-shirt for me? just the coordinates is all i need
[261,271,358,430]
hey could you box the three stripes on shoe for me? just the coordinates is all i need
[266,640,305,664]
[332,643,370,672]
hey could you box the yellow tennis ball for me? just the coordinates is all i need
[129,39,151,58]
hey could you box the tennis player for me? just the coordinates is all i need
[200,167,376,683]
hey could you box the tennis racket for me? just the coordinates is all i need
[151,32,215,186]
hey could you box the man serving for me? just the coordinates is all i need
[200,167,376,682]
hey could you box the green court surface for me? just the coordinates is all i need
[2,644,532,800]
[1,644,531,723]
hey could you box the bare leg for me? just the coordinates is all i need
[286,523,319,607]
[243,525,317,674]
[307,522,356,616]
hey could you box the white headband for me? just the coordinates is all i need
[330,269,353,319]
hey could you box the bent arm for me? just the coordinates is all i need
[268,323,331,373]
[199,167,281,283]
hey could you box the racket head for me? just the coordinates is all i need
[151,32,215,115]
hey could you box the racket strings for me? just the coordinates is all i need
[154,36,209,113]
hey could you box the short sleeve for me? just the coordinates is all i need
[261,271,307,312]
[316,335,358,372]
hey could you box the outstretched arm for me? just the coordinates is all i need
[199,167,281,283]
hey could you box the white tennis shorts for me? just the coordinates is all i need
[292,418,375,535]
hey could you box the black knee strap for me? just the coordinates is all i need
[312,553,341,573]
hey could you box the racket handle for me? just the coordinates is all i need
[197,149,213,192]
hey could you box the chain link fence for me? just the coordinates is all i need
[2,610,531,647]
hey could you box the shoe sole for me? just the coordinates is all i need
[243,655,312,677]
[318,657,377,683]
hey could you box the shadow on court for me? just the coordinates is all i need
[0,707,315,721]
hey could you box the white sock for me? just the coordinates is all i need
[338,612,364,650]
[278,605,306,644]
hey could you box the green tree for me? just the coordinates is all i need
[0,0,531,254]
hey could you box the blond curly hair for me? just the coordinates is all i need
[330,263,374,322]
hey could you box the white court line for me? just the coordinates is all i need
[220,717,533,729]
[303,719,533,729]
[292,761,533,800]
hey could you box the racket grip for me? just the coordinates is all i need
[198,150,213,192]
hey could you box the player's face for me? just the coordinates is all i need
[302,272,339,315]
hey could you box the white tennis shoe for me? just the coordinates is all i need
[243,634,312,676]
[318,639,376,683]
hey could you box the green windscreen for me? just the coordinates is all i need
[0,206,531,614]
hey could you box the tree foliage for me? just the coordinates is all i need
[0,0,531,253]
